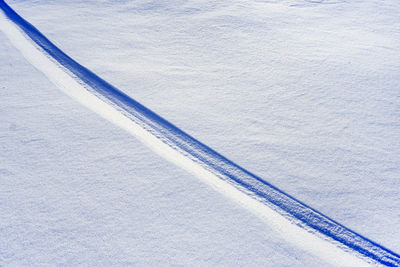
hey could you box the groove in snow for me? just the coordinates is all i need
[1,1,399,266]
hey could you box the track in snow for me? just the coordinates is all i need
[1,1,399,266]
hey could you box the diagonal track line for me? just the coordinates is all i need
[1,1,399,266]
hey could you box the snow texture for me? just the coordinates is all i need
[0,0,398,266]
[0,13,329,267]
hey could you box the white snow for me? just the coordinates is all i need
[0,26,331,266]
[0,10,370,266]
[1,0,399,265]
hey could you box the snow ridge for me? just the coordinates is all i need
[1,1,399,266]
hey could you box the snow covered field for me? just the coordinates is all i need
[1,0,400,265]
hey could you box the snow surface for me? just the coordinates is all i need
[1,0,400,265]
[0,27,332,266]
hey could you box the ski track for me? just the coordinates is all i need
[1,1,399,266]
